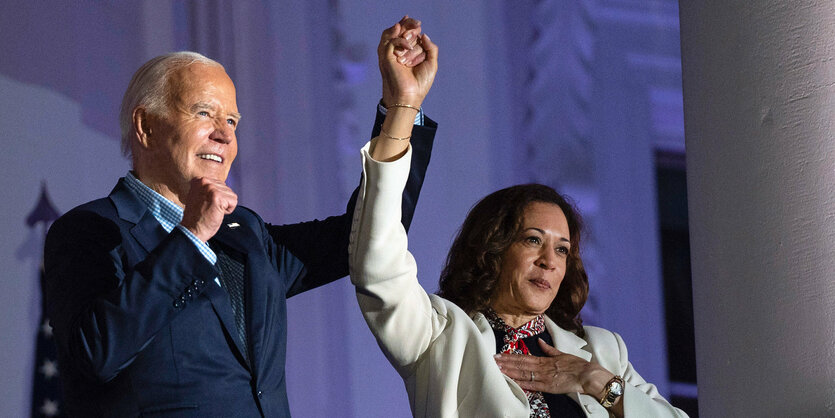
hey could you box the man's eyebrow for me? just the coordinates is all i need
[190,102,241,120]
[190,102,213,112]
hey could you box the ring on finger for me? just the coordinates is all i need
[530,371,535,381]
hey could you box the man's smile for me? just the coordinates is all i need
[197,153,223,163]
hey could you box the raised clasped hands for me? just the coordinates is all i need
[379,15,438,109]
[493,338,615,398]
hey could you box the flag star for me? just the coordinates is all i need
[39,359,59,379]
[41,320,53,338]
[39,399,59,416]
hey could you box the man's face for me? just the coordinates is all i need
[140,63,240,199]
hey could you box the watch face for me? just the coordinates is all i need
[610,381,624,397]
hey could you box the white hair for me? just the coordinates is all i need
[119,51,223,158]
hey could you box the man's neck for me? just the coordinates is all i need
[132,170,185,208]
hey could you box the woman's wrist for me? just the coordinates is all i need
[386,102,421,113]
[371,107,415,162]
[381,94,423,110]
[580,364,616,399]
[381,107,417,138]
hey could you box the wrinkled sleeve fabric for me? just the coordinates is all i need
[349,142,446,378]
[583,327,689,417]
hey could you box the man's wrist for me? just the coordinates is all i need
[176,224,217,264]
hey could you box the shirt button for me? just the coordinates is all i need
[257,391,263,399]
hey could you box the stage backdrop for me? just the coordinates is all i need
[0,1,684,416]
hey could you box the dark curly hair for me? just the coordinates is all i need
[437,184,589,336]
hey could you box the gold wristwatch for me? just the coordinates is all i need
[599,375,624,408]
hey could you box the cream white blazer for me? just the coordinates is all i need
[349,143,688,417]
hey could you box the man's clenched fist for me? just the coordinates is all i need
[181,177,238,242]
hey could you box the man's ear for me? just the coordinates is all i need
[132,107,153,149]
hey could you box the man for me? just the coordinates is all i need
[44,18,436,416]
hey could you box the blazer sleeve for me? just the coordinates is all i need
[584,327,689,417]
[43,209,218,383]
[269,109,437,297]
[349,143,444,378]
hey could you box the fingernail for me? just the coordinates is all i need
[405,32,413,41]
[493,354,502,359]
[398,57,406,63]
[395,49,406,56]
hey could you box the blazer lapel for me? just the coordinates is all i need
[544,317,600,412]
[109,179,170,254]
[544,317,592,362]
[471,312,531,407]
[201,270,252,371]
[209,216,261,371]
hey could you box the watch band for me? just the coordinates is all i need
[599,375,625,408]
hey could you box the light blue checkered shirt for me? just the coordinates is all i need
[124,172,217,265]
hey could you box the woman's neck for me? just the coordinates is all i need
[490,304,539,328]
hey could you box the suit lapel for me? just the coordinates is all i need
[544,317,592,362]
[109,179,170,254]
[471,311,499,351]
[130,212,171,254]
[544,317,598,411]
[471,312,532,407]
[210,216,262,372]
[201,270,251,371]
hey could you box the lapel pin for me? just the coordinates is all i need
[227,222,240,228]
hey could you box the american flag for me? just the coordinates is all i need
[27,183,63,417]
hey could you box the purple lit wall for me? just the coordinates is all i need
[0,1,684,416]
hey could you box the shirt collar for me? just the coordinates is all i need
[123,171,184,233]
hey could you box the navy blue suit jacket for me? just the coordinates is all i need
[43,115,436,417]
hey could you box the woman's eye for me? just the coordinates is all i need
[525,236,541,245]
[197,111,209,117]
[556,246,569,255]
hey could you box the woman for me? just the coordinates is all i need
[355,16,685,418]
[351,176,688,416]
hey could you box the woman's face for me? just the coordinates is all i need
[490,202,571,317]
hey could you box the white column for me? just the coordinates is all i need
[680,2,835,415]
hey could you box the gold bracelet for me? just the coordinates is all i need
[379,128,411,141]
[386,103,421,112]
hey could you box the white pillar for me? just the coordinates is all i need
[680,2,835,415]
